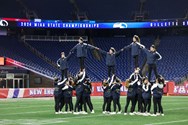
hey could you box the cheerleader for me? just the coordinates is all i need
[102,75,115,114]
[142,77,152,116]
[62,78,74,113]
[123,35,145,68]
[141,45,162,82]
[53,77,67,114]
[99,47,124,78]
[151,76,165,116]
[124,73,138,115]
[57,52,71,80]
[70,37,99,71]
[73,70,86,114]
[130,67,144,115]
[82,76,95,113]
[110,76,122,114]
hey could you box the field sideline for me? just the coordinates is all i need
[0,96,188,125]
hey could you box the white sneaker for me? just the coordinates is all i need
[136,112,141,115]
[143,113,149,116]
[124,113,127,115]
[105,111,110,114]
[58,111,63,114]
[91,110,95,114]
[73,112,79,115]
[117,111,122,114]
[133,112,137,114]
[102,111,106,114]
[147,112,151,116]
[67,111,72,114]
[55,112,59,114]
[110,112,116,115]
[62,112,68,114]
[129,113,135,115]
[151,114,157,116]
[156,113,160,116]
[161,114,164,116]
[82,111,88,115]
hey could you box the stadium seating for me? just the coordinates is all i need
[1,0,187,20]
[76,0,139,20]
[22,0,73,20]
[0,36,60,79]
[145,0,188,19]
[25,36,188,81]
[27,37,154,81]
[0,0,25,18]
[1,35,188,81]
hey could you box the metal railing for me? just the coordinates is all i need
[22,35,88,42]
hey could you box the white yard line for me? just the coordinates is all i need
[0,110,51,116]
[1,106,188,116]
[145,119,188,125]
[0,104,51,110]
[40,114,106,125]
[165,107,188,111]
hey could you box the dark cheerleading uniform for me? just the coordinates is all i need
[132,73,144,113]
[142,83,151,113]
[82,80,94,112]
[124,77,138,113]
[102,85,112,112]
[123,42,145,68]
[141,48,162,82]
[74,71,86,112]
[151,83,164,115]
[70,43,96,70]
[53,78,67,112]
[99,49,123,77]
[111,82,122,112]
[102,75,115,113]
[57,54,71,79]
[63,84,74,112]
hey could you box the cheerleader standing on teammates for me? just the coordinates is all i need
[53,77,67,114]
[141,45,162,82]
[73,70,86,115]
[99,47,124,78]
[142,77,152,116]
[70,37,99,71]
[82,76,95,114]
[151,76,165,116]
[57,52,71,80]
[102,78,113,114]
[123,35,145,68]
[124,74,138,115]
[110,76,122,114]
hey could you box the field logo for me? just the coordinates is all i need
[0,20,8,27]
[113,22,128,29]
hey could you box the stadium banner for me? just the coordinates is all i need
[0,81,187,98]
[173,81,188,95]
[90,82,127,96]
[5,57,25,66]
[0,88,54,98]
[1,17,188,29]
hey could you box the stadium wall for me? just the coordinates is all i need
[1,81,188,98]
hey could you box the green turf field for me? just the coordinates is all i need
[0,96,188,125]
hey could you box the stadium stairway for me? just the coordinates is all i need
[0,36,60,79]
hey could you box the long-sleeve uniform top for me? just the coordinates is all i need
[123,42,145,56]
[57,54,71,70]
[99,49,123,66]
[53,78,67,96]
[141,48,162,64]
[70,43,96,58]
